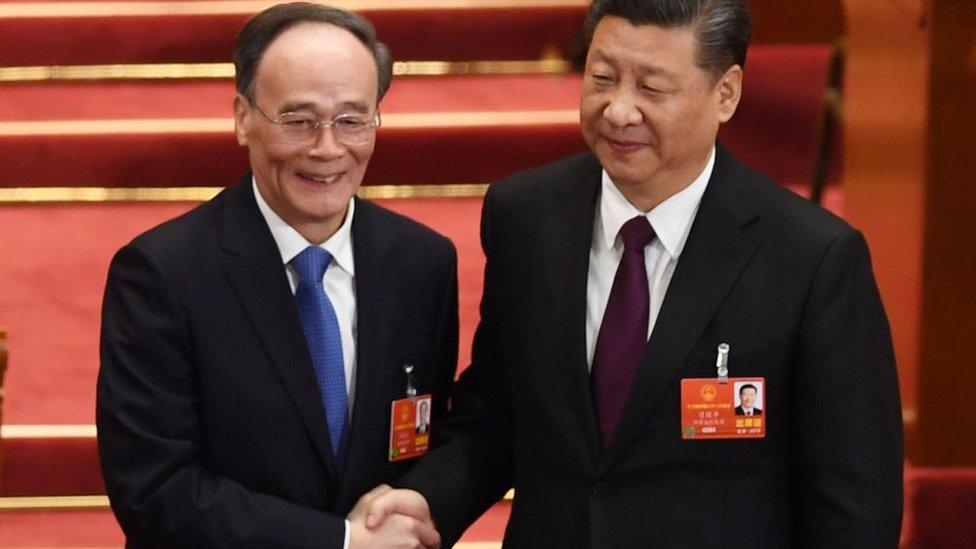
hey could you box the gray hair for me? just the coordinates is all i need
[234,2,393,102]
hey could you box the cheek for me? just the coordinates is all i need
[680,96,719,130]
[248,145,277,174]
[265,144,304,169]
[579,96,605,126]
[350,143,376,168]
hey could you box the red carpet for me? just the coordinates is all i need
[0,75,583,120]
[902,467,976,548]
[0,46,840,189]
[0,74,586,188]
[0,508,126,548]
[0,3,587,65]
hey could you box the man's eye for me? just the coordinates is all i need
[335,118,368,130]
[592,74,613,83]
[281,118,316,129]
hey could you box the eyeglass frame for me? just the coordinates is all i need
[244,96,381,146]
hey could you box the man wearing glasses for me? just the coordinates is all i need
[97,3,454,547]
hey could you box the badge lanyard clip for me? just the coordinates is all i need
[403,364,418,397]
[716,343,730,384]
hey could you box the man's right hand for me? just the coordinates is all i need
[348,512,440,549]
[348,485,440,548]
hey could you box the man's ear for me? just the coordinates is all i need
[233,94,249,147]
[715,64,743,124]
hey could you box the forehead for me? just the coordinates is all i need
[254,21,379,107]
[588,16,700,73]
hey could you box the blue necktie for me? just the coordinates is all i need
[292,246,348,463]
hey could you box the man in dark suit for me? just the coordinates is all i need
[97,4,452,547]
[416,399,432,434]
[734,383,762,416]
[360,1,903,547]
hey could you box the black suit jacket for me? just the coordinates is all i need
[735,406,763,416]
[97,177,458,548]
[399,145,903,548]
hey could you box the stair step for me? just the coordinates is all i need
[0,1,588,66]
[0,46,839,190]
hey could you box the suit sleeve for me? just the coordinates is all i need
[429,240,459,424]
[794,229,904,548]
[397,189,515,546]
[97,243,345,548]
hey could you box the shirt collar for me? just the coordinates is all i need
[599,146,715,259]
[252,177,356,276]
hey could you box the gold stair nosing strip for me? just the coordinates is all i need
[1,424,97,438]
[360,184,490,200]
[0,63,234,81]
[0,495,110,511]
[0,0,589,18]
[0,187,225,203]
[0,118,231,136]
[0,111,580,136]
[0,184,490,204]
[0,60,573,82]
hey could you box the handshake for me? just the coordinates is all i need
[346,485,441,549]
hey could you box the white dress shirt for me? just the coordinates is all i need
[252,181,358,548]
[585,147,715,369]
[252,180,359,408]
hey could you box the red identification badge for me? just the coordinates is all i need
[681,377,766,439]
[389,394,432,461]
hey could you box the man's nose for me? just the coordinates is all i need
[307,124,345,159]
[603,89,643,127]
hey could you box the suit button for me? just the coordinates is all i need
[592,482,610,498]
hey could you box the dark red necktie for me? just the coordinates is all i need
[591,215,656,447]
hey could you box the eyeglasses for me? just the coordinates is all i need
[249,100,380,146]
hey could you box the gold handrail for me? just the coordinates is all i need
[0,59,574,83]
[0,184,490,204]
[0,0,588,18]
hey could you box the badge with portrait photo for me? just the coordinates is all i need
[389,394,432,461]
[680,377,766,439]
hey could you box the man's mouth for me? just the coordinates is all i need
[297,171,342,184]
[605,138,647,154]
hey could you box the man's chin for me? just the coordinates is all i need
[598,149,654,176]
[602,164,652,190]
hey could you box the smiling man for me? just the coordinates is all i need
[97,3,455,547]
[365,1,904,547]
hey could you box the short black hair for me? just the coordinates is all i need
[234,2,393,103]
[583,0,752,78]
[739,383,758,396]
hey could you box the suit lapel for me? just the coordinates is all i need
[538,154,603,465]
[599,146,763,474]
[218,178,338,476]
[336,198,399,507]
